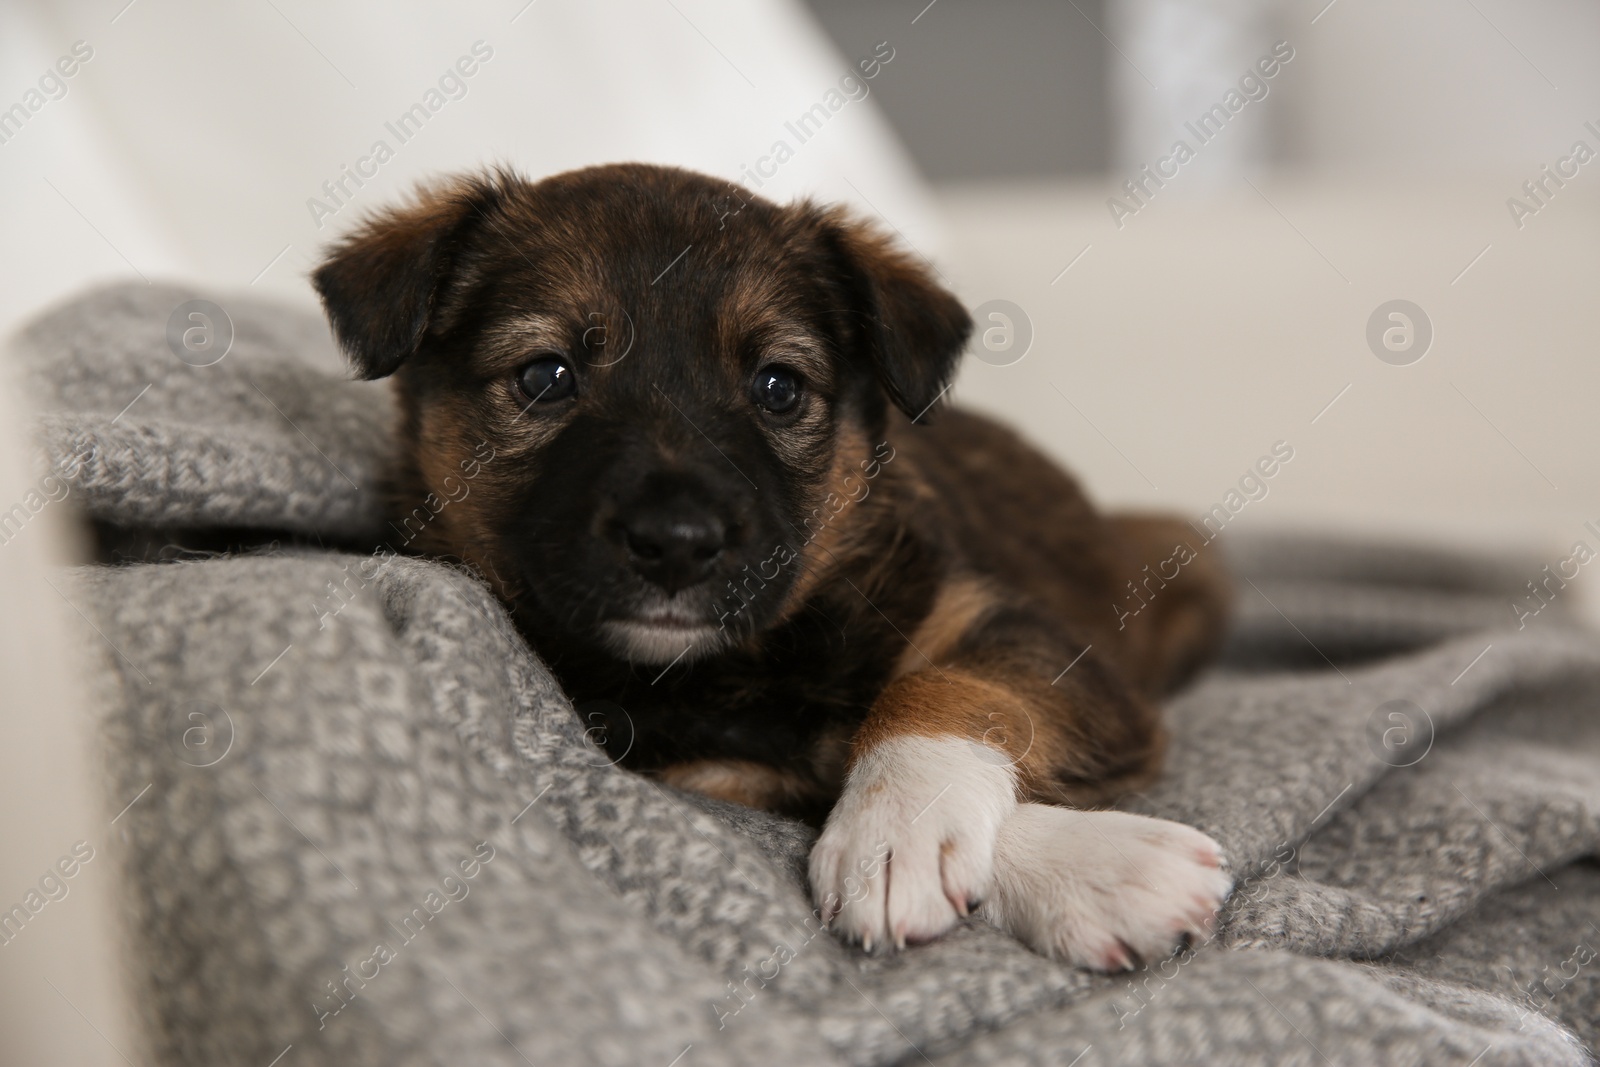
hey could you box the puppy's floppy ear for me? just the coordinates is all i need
[811,206,972,422]
[312,175,503,379]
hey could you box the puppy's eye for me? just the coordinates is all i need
[516,355,576,403]
[751,365,802,415]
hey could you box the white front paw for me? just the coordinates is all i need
[982,805,1232,971]
[808,735,1017,951]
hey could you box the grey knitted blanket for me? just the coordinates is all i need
[12,283,1600,1066]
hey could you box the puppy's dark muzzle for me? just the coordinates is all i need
[621,509,727,593]
[606,461,750,594]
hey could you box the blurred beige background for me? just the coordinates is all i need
[940,177,1599,555]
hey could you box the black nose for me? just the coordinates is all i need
[621,510,727,592]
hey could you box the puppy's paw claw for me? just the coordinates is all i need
[981,806,1233,972]
[808,737,1017,952]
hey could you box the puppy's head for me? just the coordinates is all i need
[314,164,970,666]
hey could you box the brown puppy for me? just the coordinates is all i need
[313,163,1234,968]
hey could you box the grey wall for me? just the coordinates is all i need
[805,0,1600,183]
[802,0,1110,179]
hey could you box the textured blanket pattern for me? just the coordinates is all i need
[15,284,1600,1066]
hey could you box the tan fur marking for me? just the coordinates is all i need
[780,422,873,611]
[891,576,995,679]
[719,268,833,386]
[401,400,527,597]
[852,666,1165,807]
[854,668,1029,753]
[474,313,575,375]
[656,759,812,810]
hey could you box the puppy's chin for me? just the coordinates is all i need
[599,618,730,666]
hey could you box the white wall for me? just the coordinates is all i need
[0,0,940,343]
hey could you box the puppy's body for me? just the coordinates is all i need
[314,163,1234,967]
[527,406,1225,823]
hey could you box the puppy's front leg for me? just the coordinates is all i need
[809,668,1027,950]
[809,607,1232,962]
